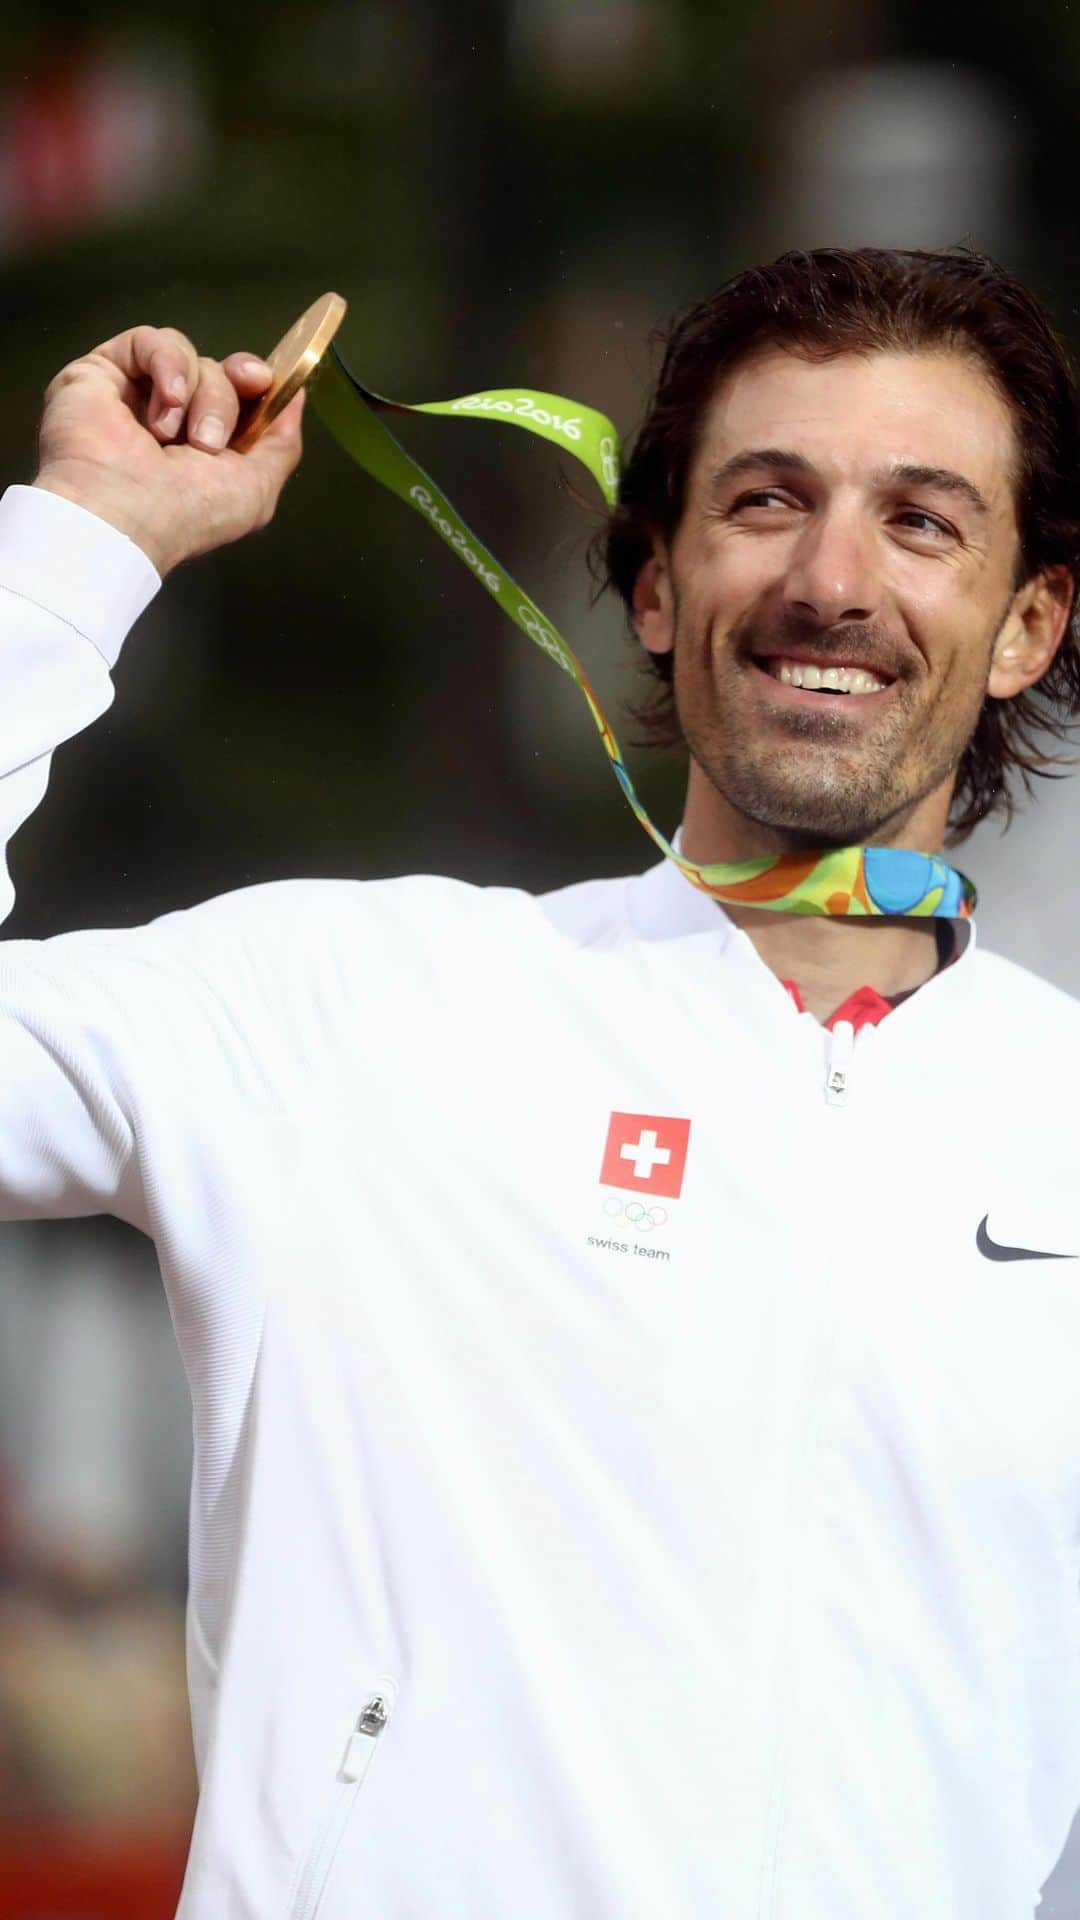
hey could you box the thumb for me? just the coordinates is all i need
[242,387,306,485]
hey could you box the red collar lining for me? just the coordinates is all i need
[781,978,896,1032]
[781,920,959,1030]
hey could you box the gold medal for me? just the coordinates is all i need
[232,291,347,451]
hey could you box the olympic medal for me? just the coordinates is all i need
[232,291,347,451]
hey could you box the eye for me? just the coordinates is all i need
[894,507,955,540]
[730,487,799,512]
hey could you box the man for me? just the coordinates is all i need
[2,248,1080,1919]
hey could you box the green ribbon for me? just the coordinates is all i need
[310,346,975,921]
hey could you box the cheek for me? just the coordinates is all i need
[676,532,783,634]
[895,569,970,634]
[888,565,999,696]
[940,633,995,713]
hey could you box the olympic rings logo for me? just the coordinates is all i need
[518,604,573,675]
[599,435,621,493]
[602,1195,668,1233]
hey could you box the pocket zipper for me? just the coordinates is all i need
[289,1678,397,1920]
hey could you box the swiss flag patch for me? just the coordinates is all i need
[599,1112,691,1200]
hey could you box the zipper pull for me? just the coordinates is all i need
[825,1018,855,1106]
[340,1688,394,1783]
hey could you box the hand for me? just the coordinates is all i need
[32,324,305,577]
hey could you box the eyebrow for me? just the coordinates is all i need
[880,463,990,518]
[706,449,991,519]
[706,448,813,491]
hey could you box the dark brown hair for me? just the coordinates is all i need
[596,246,1080,839]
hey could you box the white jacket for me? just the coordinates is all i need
[2,483,1080,1920]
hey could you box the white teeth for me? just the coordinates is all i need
[767,659,888,694]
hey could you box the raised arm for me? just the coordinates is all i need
[0,485,158,925]
[0,323,304,1222]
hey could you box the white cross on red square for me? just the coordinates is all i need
[599,1111,691,1200]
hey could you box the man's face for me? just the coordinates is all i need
[643,346,1029,848]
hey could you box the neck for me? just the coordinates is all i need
[679,766,954,1023]
[720,904,943,1022]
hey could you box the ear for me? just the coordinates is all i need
[631,541,675,658]
[988,564,1074,700]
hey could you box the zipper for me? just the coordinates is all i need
[760,1012,861,1911]
[758,1034,856,1913]
[289,1678,397,1920]
[823,1017,854,1106]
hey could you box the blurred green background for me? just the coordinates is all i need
[4,2,1080,1913]
[10,0,1080,943]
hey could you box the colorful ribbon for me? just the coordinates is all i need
[310,348,975,920]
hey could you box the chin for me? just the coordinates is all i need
[743,812,888,851]
[716,763,902,847]
[753,817,881,851]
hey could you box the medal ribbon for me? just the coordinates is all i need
[310,347,975,919]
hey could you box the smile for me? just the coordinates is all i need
[752,656,894,698]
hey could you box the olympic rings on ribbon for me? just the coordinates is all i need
[311,346,976,921]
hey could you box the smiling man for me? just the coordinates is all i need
[2,248,1080,1920]
[608,253,1079,1026]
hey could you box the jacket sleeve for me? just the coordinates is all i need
[0,483,162,1223]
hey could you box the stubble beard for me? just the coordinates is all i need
[670,609,994,851]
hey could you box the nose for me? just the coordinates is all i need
[780,501,881,627]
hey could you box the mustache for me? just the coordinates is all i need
[731,611,911,681]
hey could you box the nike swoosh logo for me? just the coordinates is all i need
[976,1215,1076,1262]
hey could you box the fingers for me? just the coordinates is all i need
[124,326,201,437]
[91,325,273,452]
[184,356,250,452]
[222,351,273,397]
